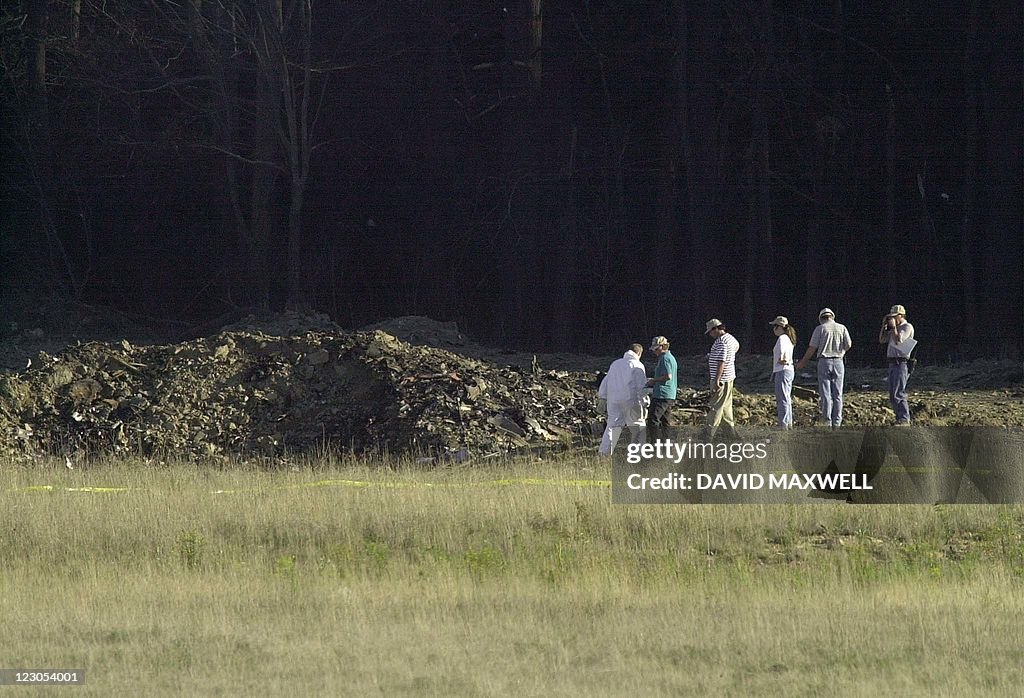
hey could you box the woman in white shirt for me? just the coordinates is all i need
[770,316,796,429]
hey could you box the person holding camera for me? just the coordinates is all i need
[879,304,916,425]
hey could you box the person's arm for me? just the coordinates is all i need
[649,358,672,384]
[795,344,816,371]
[777,338,791,365]
[713,361,725,389]
[632,366,648,401]
[712,341,729,388]
[879,317,893,344]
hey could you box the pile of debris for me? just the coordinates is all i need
[360,316,469,349]
[2,313,1021,463]
[0,329,607,461]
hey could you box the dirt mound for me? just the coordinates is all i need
[220,309,346,336]
[360,316,468,349]
[0,297,168,373]
[2,318,1021,463]
[0,329,604,462]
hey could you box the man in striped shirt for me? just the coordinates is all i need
[702,319,741,440]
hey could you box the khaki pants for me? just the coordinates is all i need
[704,379,737,439]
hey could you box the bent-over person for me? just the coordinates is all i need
[597,343,648,455]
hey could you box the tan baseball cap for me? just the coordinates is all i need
[769,316,789,327]
[887,304,907,317]
[705,319,724,334]
[650,336,669,349]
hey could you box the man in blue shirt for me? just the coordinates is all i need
[646,336,677,442]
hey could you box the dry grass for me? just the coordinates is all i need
[2,455,1023,696]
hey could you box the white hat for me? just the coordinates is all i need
[818,308,835,319]
[887,304,907,317]
[769,316,789,327]
[705,319,724,334]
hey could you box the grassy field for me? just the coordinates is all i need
[2,455,1023,696]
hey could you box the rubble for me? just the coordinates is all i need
[360,316,468,349]
[1,313,1021,463]
[0,329,606,461]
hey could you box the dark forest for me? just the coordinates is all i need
[2,0,1021,359]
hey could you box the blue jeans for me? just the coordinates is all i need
[817,357,845,427]
[888,360,911,423]
[773,367,794,427]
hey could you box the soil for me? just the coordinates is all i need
[1,311,1021,462]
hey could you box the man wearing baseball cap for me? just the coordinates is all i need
[646,336,677,442]
[702,319,741,439]
[796,308,853,428]
[879,304,916,424]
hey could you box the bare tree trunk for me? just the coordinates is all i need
[499,2,525,345]
[26,0,46,100]
[496,0,545,346]
[23,0,74,294]
[189,0,275,308]
[744,0,775,347]
[247,0,317,310]
[528,0,542,84]
[652,122,679,332]
[742,156,758,344]
[283,0,315,309]
[916,168,944,326]
[551,126,578,351]
[71,0,81,46]
[679,0,722,322]
[806,0,844,329]
[884,83,897,302]
[542,4,580,351]
[959,0,981,342]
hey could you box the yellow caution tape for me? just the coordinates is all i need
[10,478,610,494]
[281,478,610,490]
[13,485,130,493]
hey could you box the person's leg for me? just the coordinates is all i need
[598,426,619,455]
[721,380,737,437]
[627,400,647,444]
[817,359,832,424]
[832,359,845,427]
[773,371,785,427]
[704,382,725,438]
[647,400,662,443]
[779,367,794,427]
[599,402,625,455]
[888,363,899,415]
[893,362,911,423]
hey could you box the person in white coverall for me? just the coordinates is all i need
[597,343,649,455]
